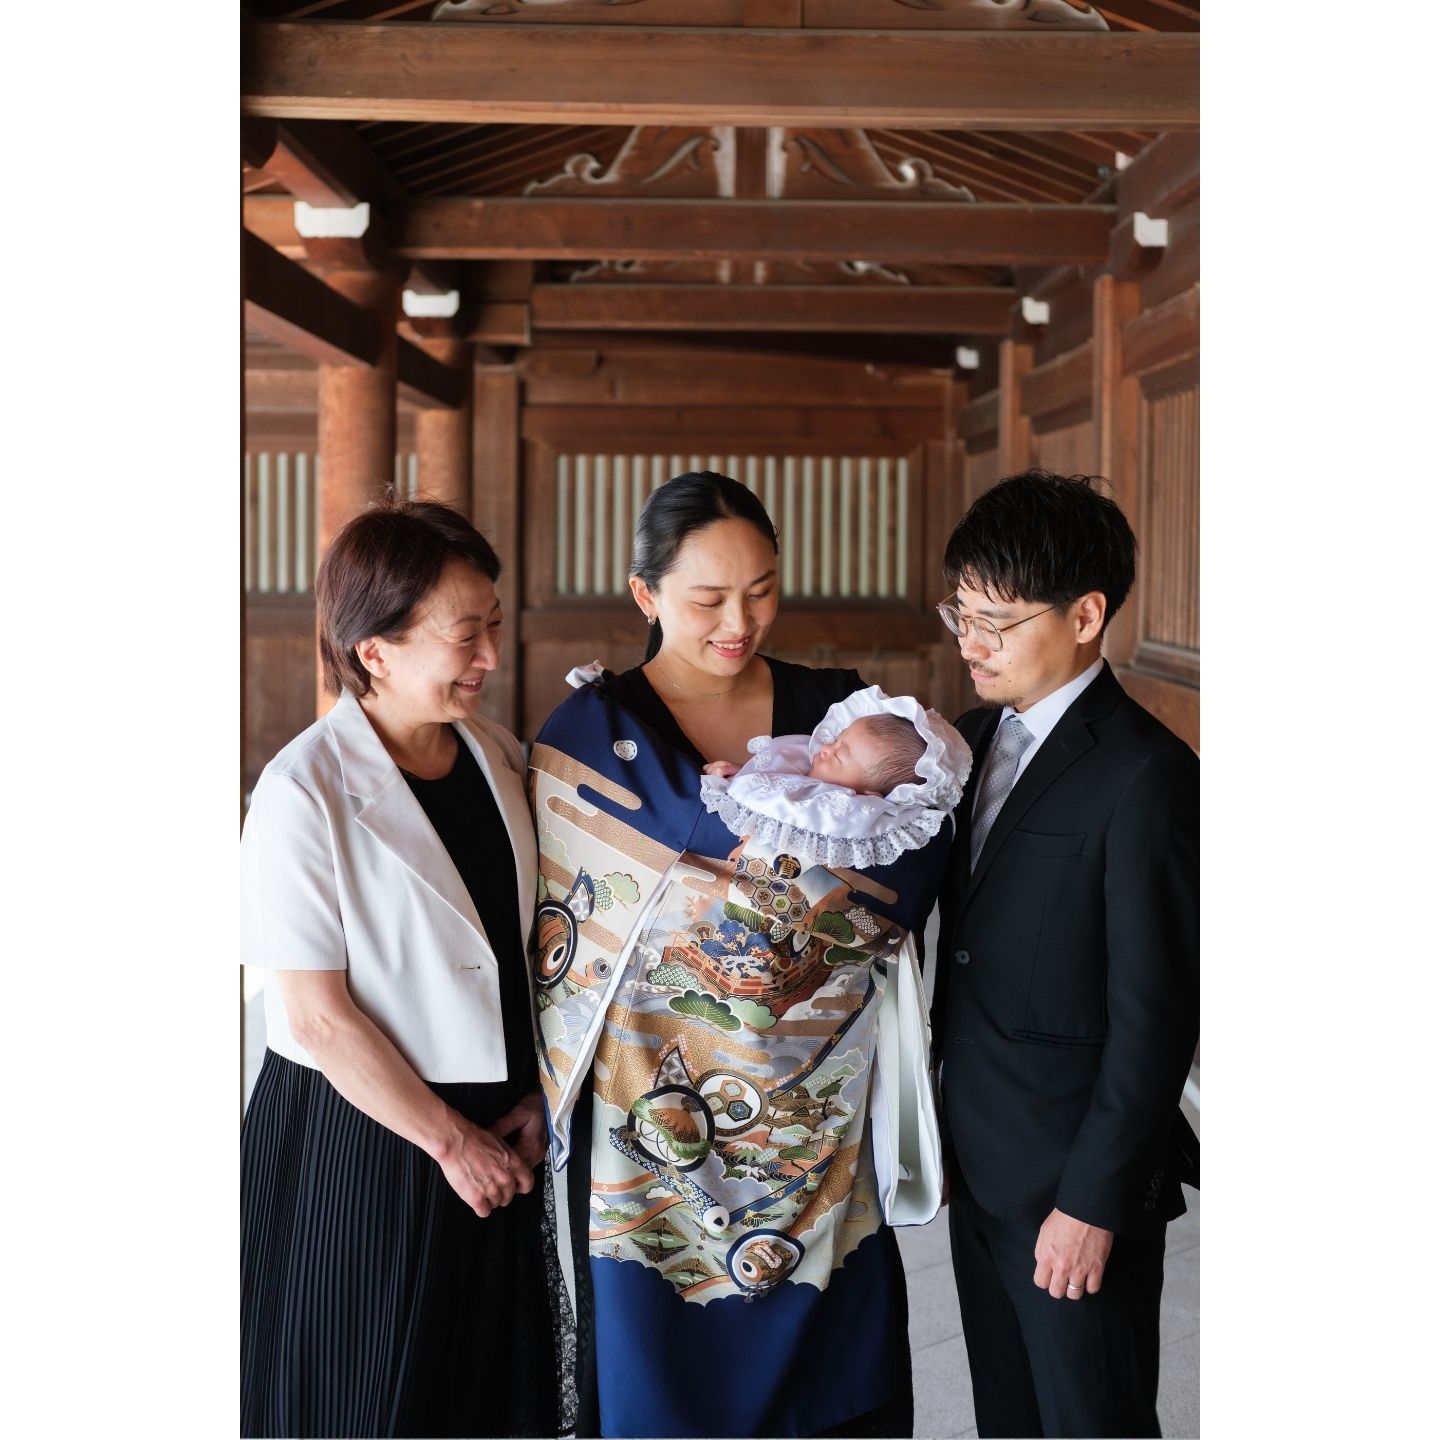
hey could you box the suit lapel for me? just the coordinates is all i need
[960,664,1123,910]
[328,691,491,953]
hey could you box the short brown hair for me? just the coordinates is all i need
[315,499,502,697]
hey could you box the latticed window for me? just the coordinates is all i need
[551,452,914,601]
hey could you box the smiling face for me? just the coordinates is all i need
[357,557,503,727]
[630,517,779,685]
[950,579,1105,713]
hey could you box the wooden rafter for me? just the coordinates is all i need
[435,131,627,198]
[241,23,1199,131]
[395,198,1113,266]
[869,132,1084,205]
[395,127,597,189]
[358,121,480,167]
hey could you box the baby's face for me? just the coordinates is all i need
[808,719,888,794]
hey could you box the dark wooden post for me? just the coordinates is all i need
[415,337,474,512]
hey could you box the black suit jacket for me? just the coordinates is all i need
[933,661,1199,1236]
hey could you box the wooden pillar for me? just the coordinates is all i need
[472,364,521,733]
[315,267,400,714]
[1091,273,1143,667]
[316,269,400,555]
[415,338,474,512]
[997,336,1034,477]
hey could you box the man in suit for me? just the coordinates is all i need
[931,470,1199,1439]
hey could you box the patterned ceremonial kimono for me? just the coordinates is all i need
[530,679,950,1438]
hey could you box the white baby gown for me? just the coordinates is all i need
[700,684,973,870]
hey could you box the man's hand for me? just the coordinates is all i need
[1033,1208,1113,1300]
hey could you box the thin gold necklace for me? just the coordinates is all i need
[650,655,745,701]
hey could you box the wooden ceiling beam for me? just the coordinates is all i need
[396,200,1113,266]
[242,228,381,366]
[241,23,1199,131]
[529,284,1016,336]
[525,329,959,370]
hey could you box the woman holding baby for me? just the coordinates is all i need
[532,472,969,1438]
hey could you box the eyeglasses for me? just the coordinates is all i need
[934,599,1061,650]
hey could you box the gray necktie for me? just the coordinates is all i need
[969,715,1035,870]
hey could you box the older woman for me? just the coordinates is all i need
[531,473,952,1438]
[240,500,566,1438]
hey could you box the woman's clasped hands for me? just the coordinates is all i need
[437,1091,548,1218]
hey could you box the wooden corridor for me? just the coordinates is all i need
[240,1,1200,789]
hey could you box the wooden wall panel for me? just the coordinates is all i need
[244,596,317,798]
[964,442,1000,505]
[1033,418,1096,478]
[1109,275,1200,749]
[1140,384,1199,655]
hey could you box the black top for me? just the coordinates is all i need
[401,735,537,1104]
[598,654,867,766]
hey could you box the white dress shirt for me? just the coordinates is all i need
[969,656,1105,814]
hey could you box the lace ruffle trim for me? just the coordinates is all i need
[701,786,949,870]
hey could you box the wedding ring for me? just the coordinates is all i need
[1066,1282,1081,1293]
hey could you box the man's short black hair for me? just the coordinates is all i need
[942,469,1137,632]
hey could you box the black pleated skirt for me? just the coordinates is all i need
[241,1049,568,1439]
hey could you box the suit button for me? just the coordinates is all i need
[955,949,971,965]
[1143,1198,1156,1212]
[1152,1169,1165,1183]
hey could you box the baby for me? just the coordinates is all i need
[699,685,972,871]
[704,712,927,797]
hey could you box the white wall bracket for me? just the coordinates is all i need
[293,201,371,239]
[403,289,462,319]
[1020,297,1050,326]
[1132,212,1170,249]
